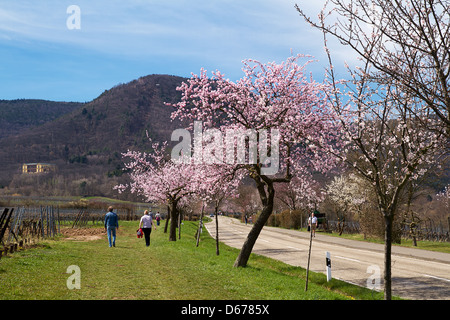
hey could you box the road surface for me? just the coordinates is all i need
[205,216,450,300]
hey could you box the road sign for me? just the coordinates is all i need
[326,251,332,282]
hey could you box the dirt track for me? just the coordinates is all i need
[60,227,106,241]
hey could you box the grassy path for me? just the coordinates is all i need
[0,220,384,300]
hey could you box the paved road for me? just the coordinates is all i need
[205,216,450,300]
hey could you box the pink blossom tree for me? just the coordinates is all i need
[116,136,243,244]
[297,0,448,299]
[171,55,339,267]
[275,168,324,228]
[296,0,450,135]
[325,173,368,235]
[337,73,445,300]
[116,139,202,241]
[200,164,242,255]
[436,184,450,212]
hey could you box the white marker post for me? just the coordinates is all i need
[326,252,332,282]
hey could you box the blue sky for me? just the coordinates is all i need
[0,0,354,102]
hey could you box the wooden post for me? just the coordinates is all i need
[196,203,205,247]
[178,211,182,240]
[305,212,313,292]
[57,206,60,234]
[215,202,220,256]
[0,208,13,244]
[40,206,44,237]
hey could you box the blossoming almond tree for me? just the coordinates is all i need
[275,168,325,217]
[325,173,368,235]
[116,135,243,243]
[436,184,450,212]
[297,0,448,299]
[341,76,445,300]
[171,55,339,267]
[201,164,242,256]
[116,139,203,241]
[297,0,450,135]
[317,35,445,300]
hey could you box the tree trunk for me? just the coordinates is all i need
[196,203,205,247]
[215,202,220,256]
[234,183,274,268]
[169,200,179,241]
[233,205,272,267]
[178,210,182,240]
[164,205,170,234]
[447,217,450,238]
[384,213,393,300]
[338,218,345,236]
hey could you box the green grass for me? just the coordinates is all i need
[0,220,386,300]
[396,239,450,253]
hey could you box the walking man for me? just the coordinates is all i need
[308,212,318,237]
[105,206,119,247]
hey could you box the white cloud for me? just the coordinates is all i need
[0,1,318,58]
[0,0,360,100]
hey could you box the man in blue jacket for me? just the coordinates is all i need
[104,206,119,247]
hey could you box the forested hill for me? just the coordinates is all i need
[0,74,186,196]
[0,99,82,140]
[0,74,447,198]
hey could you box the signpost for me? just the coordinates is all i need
[326,251,332,282]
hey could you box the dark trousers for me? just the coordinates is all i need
[142,228,152,246]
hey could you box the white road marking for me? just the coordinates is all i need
[423,274,450,282]
[335,255,361,263]
[287,246,303,251]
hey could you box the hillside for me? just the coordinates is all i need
[0,99,82,139]
[0,74,187,198]
[0,73,447,202]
